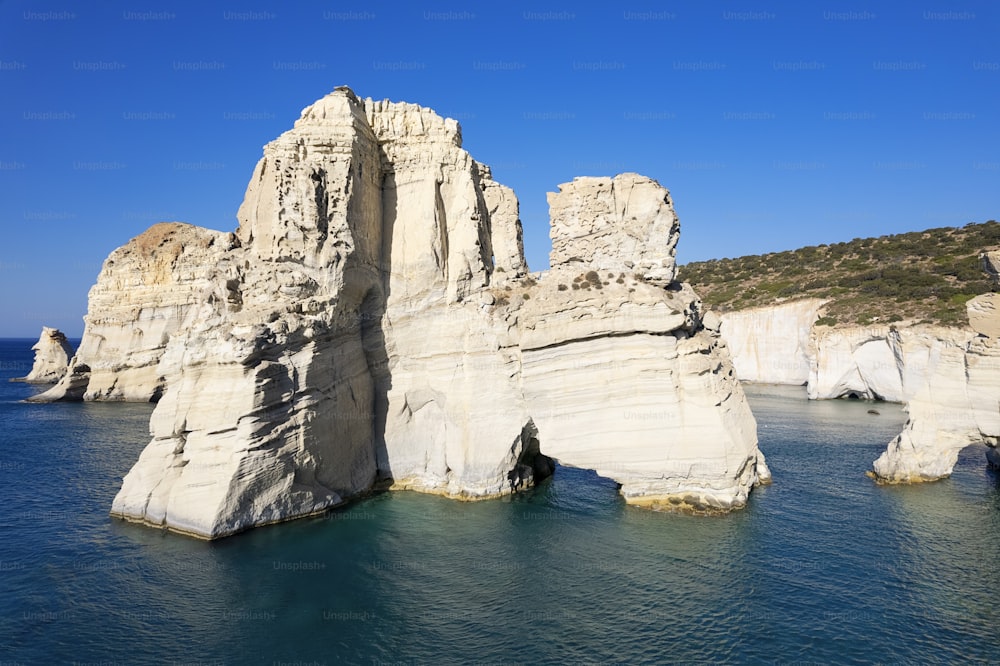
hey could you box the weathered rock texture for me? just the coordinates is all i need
[14,327,73,383]
[517,271,763,510]
[716,276,1000,481]
[808,325,909,402]
[720,303,962,404]
[40,87,768,538]
[980,250,1000,287]
[720,299,825,386]
[548,174,679,286]
[871,296,1000,482]
[966,292,1000,339]
[30,223,236,402]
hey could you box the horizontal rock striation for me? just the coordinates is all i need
[43,87,769,538]
[517,269,764,510]
[30,223,237,402]
[718,280,1000,481]
[720,302,973,404]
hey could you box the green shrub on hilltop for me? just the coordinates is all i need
[679,220,1000,327]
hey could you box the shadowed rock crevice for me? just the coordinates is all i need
[507,423,554,492]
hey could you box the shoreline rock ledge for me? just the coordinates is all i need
[39,87,770,538]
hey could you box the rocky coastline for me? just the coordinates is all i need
[30,87,770,538]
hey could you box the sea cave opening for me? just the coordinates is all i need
[508,429,555,492]
[840,389,887,402]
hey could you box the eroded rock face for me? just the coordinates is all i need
[980,250,1000,287]
[967,292,1000,338]
[871,296,1000,483]
[720,299,826,386]
[711,274,1000,481]
[517,270,767,510]
[548,174,679,286]
[108,88,542,537]
[15,327,73,383]
[49,87,767,538]
[30,223,237,402]
[871,328,999,482]
[719,303,963,405]
[807,325,911,402]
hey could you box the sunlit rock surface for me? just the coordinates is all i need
[38,87,769,538]
[871,296,1000,483]
[29,223,236,402]
[14,327,73,384]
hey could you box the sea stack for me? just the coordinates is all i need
[14,327,73,383]
[38,87,769,538]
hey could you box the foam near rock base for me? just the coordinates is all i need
[34,87,769,538]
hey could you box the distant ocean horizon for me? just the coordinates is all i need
[1,337,998,664]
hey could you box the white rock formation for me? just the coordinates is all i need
[360,95,537,500]
[30,223,236,402]
[477,162,527,279]
[41,87,768,538]
[720,299,825,385]
[980,249,1000,286]
[15,327,73,383]
[806,324,910,402]
[548,174,679,286]
[704,267,1000,481]
[718,301,970,405]
[518,269,765,510]
[871,316,999,482]
[966,292,1000,339]
[113,89,391,537]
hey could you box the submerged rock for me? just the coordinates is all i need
[42,87,769,538]
[14,327,73,383]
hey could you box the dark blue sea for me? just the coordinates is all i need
[1,338,998,665]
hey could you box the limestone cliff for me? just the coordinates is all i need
[719,303,972,405]
[719,299,825,386]
[30,223,237,402]
[548,175,679,286]
[519,175,764,510]
[870,296,1000,482]
[14,327,73,383]
[715,284,1000,482]
[41,87,768,538]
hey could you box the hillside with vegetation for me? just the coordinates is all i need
[678,220,1000,327]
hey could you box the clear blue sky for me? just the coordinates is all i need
[1,0,997,337]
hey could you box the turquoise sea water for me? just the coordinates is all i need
[1,338,998,665]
